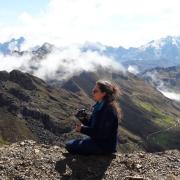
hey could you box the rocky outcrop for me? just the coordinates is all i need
[0,140,179,180]
[0,71,9,81]
[21,107,72,136]
[9,70,37,90]
[8,87,31,102]
[0,92,19,113]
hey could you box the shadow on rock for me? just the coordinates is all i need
[55,152,116,180]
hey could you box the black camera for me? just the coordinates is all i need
[75,108,89,123]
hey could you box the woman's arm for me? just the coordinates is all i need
[75,109,92,126]
[80,108,118,139]
[80,114,92,126]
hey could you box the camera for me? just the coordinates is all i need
[75,108,89,123]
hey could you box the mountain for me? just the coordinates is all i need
[139,66,180,101]
[81,36,180,72]
[31,42,54,58]
[0,69,180,151]
[0,37,25,55]
[0,69,93,147]
[2,35,180,73]
[0,139,180,179]
[59,68,180,152]
[0,68,180,152]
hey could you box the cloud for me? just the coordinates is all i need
[1,0,180,47]
[0,54,31,72]
[144,71,180,102]
[33,46,126,81]
[127,65,139,75]
[159,90,180,102]
[0,45,126,82]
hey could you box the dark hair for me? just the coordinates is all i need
[96,79,124,122]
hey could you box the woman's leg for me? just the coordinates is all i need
[77,137,104,155]
[65,138,82,154]
[65,137,104,155]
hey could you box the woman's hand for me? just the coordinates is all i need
[75,123,83,132]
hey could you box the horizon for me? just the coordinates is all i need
[1,34,180,50]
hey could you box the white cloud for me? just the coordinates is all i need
[1,0,180,47]
[127,65,139,75]
[0,46,126,81]
[159,90,180,102]
[0,54,31,72]
[144,71,180,102]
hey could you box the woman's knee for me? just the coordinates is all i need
[78,139,104,155]
[65,139,75,146]
[65,139,74,148]
[65,139,80,153]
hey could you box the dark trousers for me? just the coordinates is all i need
[65,137,107,155]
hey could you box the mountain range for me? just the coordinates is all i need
[82,36,180,72]
[0,68,180,153]
[1,35,180,72]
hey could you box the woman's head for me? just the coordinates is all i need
[92,80,123,121]
[92,80,121,102]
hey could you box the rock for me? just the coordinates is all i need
[0,139,179,179]
[138,153,145,158]
[8,87,31,102]
[9,70,37,90]
[124,175,145,180]
[136,164,142,169]
[0,70,9,81]
[20,142,25,146]
[34,149,40,154]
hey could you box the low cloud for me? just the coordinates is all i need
[127,65,139,75]
[0,45,126,82]
[144,71,180,102]
[159,90,180,101]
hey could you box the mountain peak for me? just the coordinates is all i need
[0,37,25,55]
[140,35,180,50]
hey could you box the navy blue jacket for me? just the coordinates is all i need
[80,101,119,153]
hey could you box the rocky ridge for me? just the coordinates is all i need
[0,140,179,180]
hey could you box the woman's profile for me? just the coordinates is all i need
[65,79,123,155]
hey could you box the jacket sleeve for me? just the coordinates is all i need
[80,114,92,126]
[80,108,118,139]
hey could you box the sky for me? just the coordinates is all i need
[0,0,180,48]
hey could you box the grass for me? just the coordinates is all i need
[0,108,37,144]
[119,126,142,143]
[147,129,180,151]
[133,99,180,151]
[0,136,10,146]
[133,99,176,128]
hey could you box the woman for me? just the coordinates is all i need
[65,80,123,155]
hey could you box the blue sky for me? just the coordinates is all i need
[0,0,49,25]
[0,0,48,15]
[0,0,180,48]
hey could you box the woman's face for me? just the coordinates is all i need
[92,84,106,102]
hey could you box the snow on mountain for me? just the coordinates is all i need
[85,35,180,61]
[0,37,25,55]
[139,36,180,60]
[1,35,180,72]
[81,35,180,72]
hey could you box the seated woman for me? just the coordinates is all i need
[65,79,123,155]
